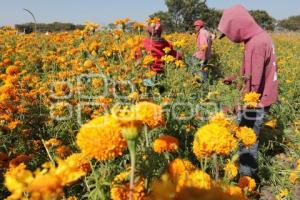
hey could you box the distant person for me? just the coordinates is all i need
[219,5,278,180]
[140,22,182,73]
[193,19,212,81]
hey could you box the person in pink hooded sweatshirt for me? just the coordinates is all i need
[193,19,212,81]
[218,5,278,180]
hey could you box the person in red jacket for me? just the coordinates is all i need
[142,22,182,73]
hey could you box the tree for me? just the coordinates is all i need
[249,10,276,31]
[150,0,221,32]
[279,15,300,31]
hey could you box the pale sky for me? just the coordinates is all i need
[0,0,299,26]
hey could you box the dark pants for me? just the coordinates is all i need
[237,107,270,179]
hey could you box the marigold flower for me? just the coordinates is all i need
[193,123,237,158]
[235,127,257,148]
[133,101,165,128]
[76,115,127,161]
[83,59,94,68]
[238,176,256,192]
[143,55,155,66]
[243,92,261,108]
[224,161,238,179]
[28,173,63,200]
[4,163,33,200]
[153,135,179,153]
[111,171,145,200]
[209,112,238,132]
[9,154,31,168]
[176,170,212,192]
[289,171,297,184]
[168,158,195,182]
[55,153,90,185]
[6,65,20,75]
[225,185,248,200]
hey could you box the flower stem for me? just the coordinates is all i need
[127,139,136,200]
[213,154,219,181]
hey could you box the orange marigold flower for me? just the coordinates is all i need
[28,173,63,200]
[55,146,72,158]
[9,154,31,168]
[111,171,145,200]
[6,65,20,75]
[55,153,90,185]
[225,185,248,200]
[168,158,195,182]
[153,135,179,153]
[176,170,212,192]
[235,127,257,148]
[243,92,261,108]
[133,101,165,128]
[76,115,127,161]
[238,176,256,192]
[193,123,237,158]
[44,138,62,148]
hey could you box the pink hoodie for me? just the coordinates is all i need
[218,4,278,107]
[194,28,212,61]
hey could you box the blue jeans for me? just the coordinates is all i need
[237,107,270,179]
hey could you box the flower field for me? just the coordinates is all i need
[0,22,299,200]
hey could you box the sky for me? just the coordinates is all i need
[0,0,299,26]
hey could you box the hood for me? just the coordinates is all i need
[218,4,264,43]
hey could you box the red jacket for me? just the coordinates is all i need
[143,38,181,72]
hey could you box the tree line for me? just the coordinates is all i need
[12,0,300,33]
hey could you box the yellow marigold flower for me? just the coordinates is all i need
[224,161,238,179]
[55,153,90,185]
[278,189,289,199]
[4,163,33,200]
[265,119,277,129]
[235,127,257,148]
[176,170,212,192]
[193,123,237,158]
[238,176,256,192]
[143,55,155,66]
[168,158,195,182]
[173,40,185,48]
[76,115,127,161]
[175,60,185,68]
[289,171,297,184]
[163,47,171,54]
[153,135,179,153]
[111,171,145,200]
[161,55,175,64]
[243,92,261,108]
[67,196,78,200]
[83,59,94,68]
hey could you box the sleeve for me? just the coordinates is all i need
[243,47,265,93]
